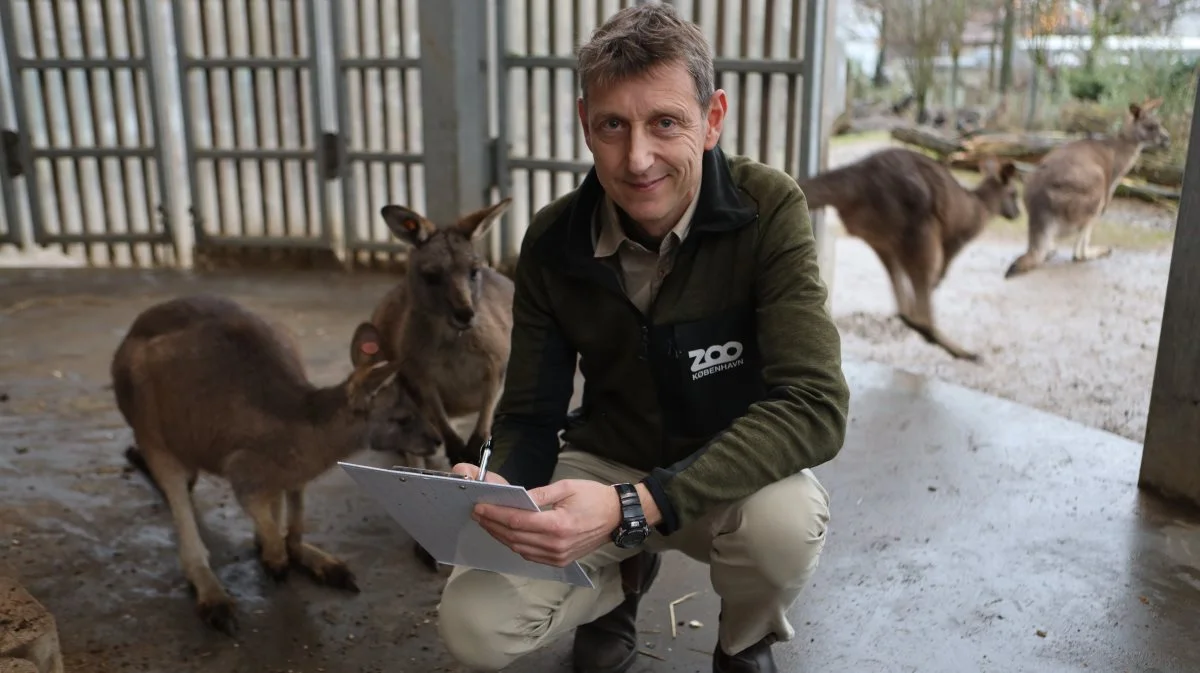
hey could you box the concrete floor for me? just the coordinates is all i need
[2,267,1199,673]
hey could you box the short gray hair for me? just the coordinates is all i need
[576,3,715,108]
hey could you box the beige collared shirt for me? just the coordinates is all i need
[592,191,701,315]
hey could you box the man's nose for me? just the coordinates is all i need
[626,128,654,174]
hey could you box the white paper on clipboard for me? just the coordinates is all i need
[339,461,594,588]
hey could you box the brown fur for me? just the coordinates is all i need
[1005,97,1170,278]
[111,294,437,635]
[369,198,515,469]
[798,147,1021,362]
[367,199,516,574]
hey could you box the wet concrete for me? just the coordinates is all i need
[2,267,1199,673]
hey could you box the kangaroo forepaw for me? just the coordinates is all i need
[197,597,239,636]
[464,431,488,464]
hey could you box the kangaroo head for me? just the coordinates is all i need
[978,155,1021,220]
[345,322,441,456]
[1123,98,1170,149]
[380,198,513,332]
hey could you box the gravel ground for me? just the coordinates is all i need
[823,134,1179,442]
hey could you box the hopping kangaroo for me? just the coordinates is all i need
[1005,98,1170,278]
[797,147,1021,362]
[369,197,515,470]
[112,294,438,635]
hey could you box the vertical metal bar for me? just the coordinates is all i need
[220,3,247,240]
[494,0,514,257]
[305,0,329,243]
[331,0,356,249]
[49,2,91,262]
[173,0,205,244]
[548,0,558,197]
[759,0,776,163]
[378,0,391,215]
[0,2,43,245]
[246,0,269,241]
[199,3,227,237]
[525,0,536,228]
[275,0,297,245]
[797,0,824,181]
[0,2,26,247]
[75,0,115,262]
[398,0,416,211]
[783,0,800,176]
[108,2,139,262]
[417,0,491,225]
[735,0,749,156]
[291,0,314,239]
[356,2,374,241]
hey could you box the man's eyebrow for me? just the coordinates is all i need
[589,106,691,122]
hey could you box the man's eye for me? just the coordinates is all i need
[658,118,675,128]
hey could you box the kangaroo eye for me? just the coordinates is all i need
[470,268,480,281]
[421,271,441,284]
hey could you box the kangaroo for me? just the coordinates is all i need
[797,147,1021,362]
[1005,98,1170,278]
[366,199,516,573]
[112,293,439,636]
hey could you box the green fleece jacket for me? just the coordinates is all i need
[490,145,850,536]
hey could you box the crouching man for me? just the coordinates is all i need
[437,4,849,672]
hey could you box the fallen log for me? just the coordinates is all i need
[890,124,1186,188]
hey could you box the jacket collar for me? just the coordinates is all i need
[533,145,759,277]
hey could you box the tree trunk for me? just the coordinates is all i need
[873,9,889,88]
[1000,0,1015,93]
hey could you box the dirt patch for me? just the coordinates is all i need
[824,134,1176,442]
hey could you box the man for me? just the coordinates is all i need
[437,4,849,672]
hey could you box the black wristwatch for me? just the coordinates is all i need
[611,483,650,548]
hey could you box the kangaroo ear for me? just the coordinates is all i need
[1129,102,1143,120]
[1141,97,1164,114]
[382,205,436,246]
[999,161,1017,183]
[350,321,385,368]
[456,198,513,241]
[978,154,999,177]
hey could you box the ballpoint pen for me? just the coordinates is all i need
[476,436,493,481]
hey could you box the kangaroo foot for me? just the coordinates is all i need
[898,315,981,363]
[254,535,290,582]
[414,541,439,572]
[1073,245,1112,262]
[196,595,239,636]
[288,540,360,593]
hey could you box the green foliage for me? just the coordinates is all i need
[1068,70,1107,102]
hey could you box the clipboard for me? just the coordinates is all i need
[339,461,595,588]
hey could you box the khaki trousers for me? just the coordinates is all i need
[436,448,831,671]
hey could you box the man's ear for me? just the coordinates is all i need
[350,321,385,368]
[381,205,436,246]
[703,89,728,150]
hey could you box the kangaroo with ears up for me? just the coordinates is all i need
[796,147,1021,362]
[368,198,515,470]
[112,294,440,635]
[1005,97,1170,278]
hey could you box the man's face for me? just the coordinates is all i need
[578,61,727,237]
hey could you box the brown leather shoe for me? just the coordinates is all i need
[572,552,662,673]
[712,635,779,673]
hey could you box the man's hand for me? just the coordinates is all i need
[471,479,651,567]
[450,462,510,484]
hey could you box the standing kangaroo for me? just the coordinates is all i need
[1005,98,1170,278]
[367,199,515,573]
[112,294,439,635]
[369,198,515,469]
[797,147,1021,362]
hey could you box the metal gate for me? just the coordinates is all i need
[172,0,335,259]
[0,0,177,266]
[0,0,831,269]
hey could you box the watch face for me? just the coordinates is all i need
[615,527,649,548]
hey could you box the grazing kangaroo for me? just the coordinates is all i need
[797,147,1021,362]
[370,198,515,468]
[112,294,439,635]
[1005,98,1170,278]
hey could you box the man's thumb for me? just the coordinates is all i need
[529,481,571,509]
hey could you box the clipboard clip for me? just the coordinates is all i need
[476,436,494,482]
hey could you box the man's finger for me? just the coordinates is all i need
[476,503,561,535]
[528,480,573,509]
